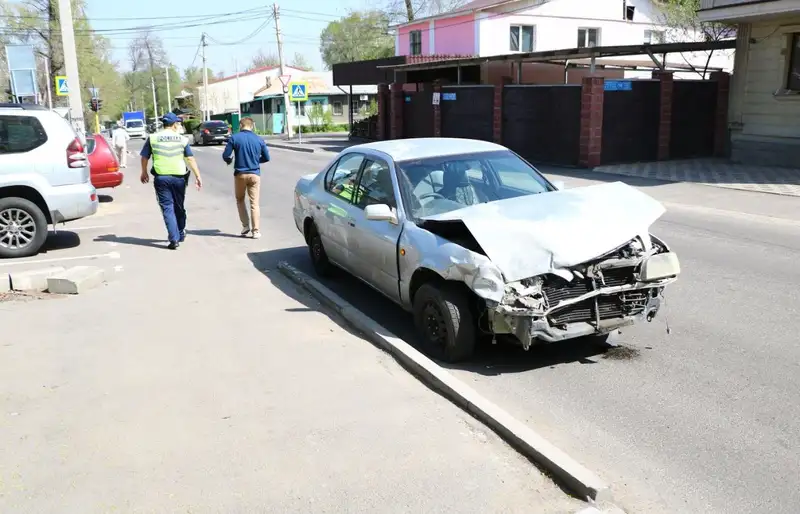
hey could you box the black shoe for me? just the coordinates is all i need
[179,232,186,242]
[168,242,180,250]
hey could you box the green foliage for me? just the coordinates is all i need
[183,119,202,134]
[290,52,312,70]
[367,99,378,117]
[307,102,325,128]
[319,10,394,70]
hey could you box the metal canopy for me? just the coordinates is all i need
[378,40,737,72]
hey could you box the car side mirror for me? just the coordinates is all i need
[552,180,565,190]
[365,203,398,224]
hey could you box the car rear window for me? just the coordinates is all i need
[205,121,227,127]
[85,137,97,154]
[0,115,48,154]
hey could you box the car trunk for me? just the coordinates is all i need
[205,123,228,135]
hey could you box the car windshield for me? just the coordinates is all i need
[395,150,551,219]
[126,120,143,128]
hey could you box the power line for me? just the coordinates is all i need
[0,5,270,22]
[205,15,274,46]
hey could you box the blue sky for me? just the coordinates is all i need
[84,0,370,76]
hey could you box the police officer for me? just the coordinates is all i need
[139,112,203,250]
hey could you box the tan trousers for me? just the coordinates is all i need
[234,173,261,232]
[114,144,127,167]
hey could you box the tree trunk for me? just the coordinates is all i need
[405,0,414,21]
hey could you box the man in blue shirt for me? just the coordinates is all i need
[140,112,203,250]
[222,117,270,239]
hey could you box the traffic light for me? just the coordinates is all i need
[89,98,98,111]
[96,99,103,111]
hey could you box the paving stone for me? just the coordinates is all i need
[9,267,66,292]
[1,273,9,293]
[46,266,106,295]
[593,158,800,197]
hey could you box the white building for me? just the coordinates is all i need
[395,0,733,79]
[196,65,310,115]
[699,0,800,166]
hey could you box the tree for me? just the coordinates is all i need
[320,10,394,69]
[124,32,177,117]
[385,0,468,23]
[659,0,735,78]
[290,52,312,70]
[183,66,214,87]
[248,49,280,70]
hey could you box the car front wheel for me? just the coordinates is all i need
[306,222,333,277]
[413,283,476,363]
[0,197,48,258]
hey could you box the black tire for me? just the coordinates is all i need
[413,282,476,363]
[0,197,48,258]
[306,222,333,277]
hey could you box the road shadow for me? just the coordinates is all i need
[186,229,244,239]
[98,194,114,203]
[39,231,81,253]
[246,245,614,375]
[94,233,166,249]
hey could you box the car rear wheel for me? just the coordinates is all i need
[0,197,48,258]
[413,283,476,363]
[306,222,333,277]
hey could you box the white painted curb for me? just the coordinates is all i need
[277,261,612,503]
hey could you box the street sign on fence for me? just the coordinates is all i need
[55,76,69,96]
[288,81,308,102]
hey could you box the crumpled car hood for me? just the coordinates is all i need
[421,181,666,283]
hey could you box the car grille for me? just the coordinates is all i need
[544,267,648,325]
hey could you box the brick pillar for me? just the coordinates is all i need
[432,81,442,137]
[579,76,604,168]
[390,83,403,140]
[710,71,731,158]
[492,84,503,144]
[653,70,674,161]
[376,83,389,141]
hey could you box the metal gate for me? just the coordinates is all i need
[601,80,660,165]
[403,90,434,138]
[670,80,718,159]
[440,86,494,142]
[503,85,582,166]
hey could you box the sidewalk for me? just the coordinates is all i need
[0,184,582,513]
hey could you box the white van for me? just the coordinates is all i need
[124,118,146,139]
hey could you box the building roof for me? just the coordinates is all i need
[207,65,309,85]
[252,72,377,98]
[393,0,517,27]
[350,138,505,162]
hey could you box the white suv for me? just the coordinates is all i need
[0,104,99,258]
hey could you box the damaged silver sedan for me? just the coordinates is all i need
[293,138,680,362]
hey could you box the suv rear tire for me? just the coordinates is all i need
[0,197,48,258]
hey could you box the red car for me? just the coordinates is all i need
[87,133,123,189]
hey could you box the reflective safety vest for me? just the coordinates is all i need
[149,131,188,176]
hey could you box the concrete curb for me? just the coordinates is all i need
[266,142,317,153]
[277,261,612,503]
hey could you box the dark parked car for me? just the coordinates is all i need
[193,120,231,146]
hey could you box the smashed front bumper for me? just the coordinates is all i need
[487,251,680,350]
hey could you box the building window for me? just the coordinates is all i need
[509,25,535,52]
[644,30,665,44]
[333,101,343,116]
[577,28,600,48]
[409,30,422,56]
[788,33,800,91]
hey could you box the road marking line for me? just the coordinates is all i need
[0,251,121,267]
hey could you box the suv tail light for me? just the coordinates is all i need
[67,138,88,168]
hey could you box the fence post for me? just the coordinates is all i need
[579,76,605,168]
[377,83,389,141]
[653,70,674,161]
[710,71,731,158]
[390,83,404,140]
[433,80,442,137]
[493,83,504,144]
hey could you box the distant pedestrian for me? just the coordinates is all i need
[140,112,203,250]
[111,122,130,168]
[222,117,270,239]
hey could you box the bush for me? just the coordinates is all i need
[183,119,202,134]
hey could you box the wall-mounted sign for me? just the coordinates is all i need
[432,92,440,105]
[442,92,457,101]
[405,96,411,103]
[604,80,632,91]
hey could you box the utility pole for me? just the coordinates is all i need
[42,55,52,109]
[273,3,292,138]
[151,75,158,123]
[165,65,172,114]
[201,33,209,121]
[56,0,85,140]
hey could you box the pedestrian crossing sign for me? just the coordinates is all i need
[55,76,69,96]
[288,81,308,102]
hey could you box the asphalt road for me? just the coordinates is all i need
[185,141,800,514]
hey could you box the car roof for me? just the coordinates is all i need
[0,103,49,111]
[350,138,506,162]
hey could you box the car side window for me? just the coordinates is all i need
[353,159,396,209]
[324,153,365,203]
[0,115,48,154]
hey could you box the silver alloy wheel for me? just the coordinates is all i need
[0,207,36,250]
